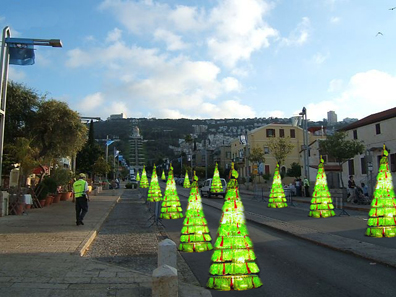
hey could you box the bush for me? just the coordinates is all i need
[42,176,58,194]
[125,183,133,189]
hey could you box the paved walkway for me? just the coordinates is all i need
[0,188,210,297]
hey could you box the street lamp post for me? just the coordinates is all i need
[0,26,62,186]
[299,107,310,181]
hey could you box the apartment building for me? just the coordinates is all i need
[231,123,325,182]
[340,107,396,194]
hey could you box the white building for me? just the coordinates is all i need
[340,107,396,195]
[327,110,338,124]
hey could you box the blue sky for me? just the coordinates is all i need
[2,0,396,121]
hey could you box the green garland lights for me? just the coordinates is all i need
[268,164,288,208]
[159,165,183,219]
[139,166,149,188]
[147,164,162,202]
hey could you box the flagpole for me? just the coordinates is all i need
[113,146,116,181]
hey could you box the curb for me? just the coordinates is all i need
[75,195,121,256]
[201,199,396,269]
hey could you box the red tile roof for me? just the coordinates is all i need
[340,107,396,131]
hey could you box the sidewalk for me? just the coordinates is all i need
[0,188,210,297]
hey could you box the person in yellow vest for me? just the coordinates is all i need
[73,173,90,226]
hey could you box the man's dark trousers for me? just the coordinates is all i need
[75,197,88,224]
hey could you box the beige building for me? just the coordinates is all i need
[231,123,325,183]
[340,107,396,195]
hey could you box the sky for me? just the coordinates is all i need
[2,0,396,121]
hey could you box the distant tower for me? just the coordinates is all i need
[129,125,145,171]
[327,111,338,125]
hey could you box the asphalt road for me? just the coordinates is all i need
[162,185,396,297]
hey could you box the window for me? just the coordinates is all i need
[264,147,270,154]
[391,153,396,172]
[361,157,367,174]
[280,129,285,138]
[266,129,275,137]
[348,159,355,175]
[226,152,231,158]
[375,123,381,134]
[290,129,296,138]
[353,130,358,140]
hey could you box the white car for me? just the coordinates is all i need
[200,178,227,198]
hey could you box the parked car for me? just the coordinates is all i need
[200,178,227,198]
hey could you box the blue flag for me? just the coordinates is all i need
[106,140,114,146]
[6,38,35,65]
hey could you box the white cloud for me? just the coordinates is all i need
[312,52,329,65]
[168,5,206,32]
[207,0,278,68]
[330,16,340,24]
[308,70,396,121]
[106,28,122,43]
[78,92,105,113]
[8,67,26,81]
[280,17,311,47]
[328,79,343,92]
[154,29,189,51]
[200,100,256,118]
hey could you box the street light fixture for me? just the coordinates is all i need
[0,26,62,186]
[291,107,310,182]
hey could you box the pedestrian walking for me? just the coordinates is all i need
[295,177,302,196]
[72,173,90,226]
[303,176,310,197]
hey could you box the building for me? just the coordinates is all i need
[108,113,127,120]
[128,126,145,171]
[339,107,396,195]
[327,111,338,125]
[230,123,325,183]
[213,145,232,171]
[192,125,208,134]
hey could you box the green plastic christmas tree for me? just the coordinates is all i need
[161,169,166,181]
[210,163,223,193]
[139,166,149,188]
[160,165,183,219]
[207,163,263,291]
[268,164,288,208]
[366,146,396,238]
[179,171,213,253]
[147,164,162,202]
[136,171,140,181]
[308,156,335,218]
[183,171,191,188]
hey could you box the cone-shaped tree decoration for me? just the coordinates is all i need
[179,171,213,252]
[268,164,288,208]
[147,164,162,202]
[366,146,396,238]
[207,163,263,291]
[210,163,223,193]
[139,166,149,188]
[160,165,183,219]
[136,171,140,181]
[183,171,191,188]
[161,169,166,181]
[308,156,335,218]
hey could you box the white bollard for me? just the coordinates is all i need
[152,264,178,297]
[158,239,177,268]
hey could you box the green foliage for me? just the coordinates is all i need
[4,81,43,143]
[320,132,365,165]
[92,156,110,176]
[267,137,294,165]
[248,147,265,165]
[33,100,87,159]
[287,162,302,178]
[262,173,271,181]
[51,167,73,189]
[125,182,133,189]
[42,176,58,194]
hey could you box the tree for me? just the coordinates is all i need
[76,120,103,177]
[267,137,294,165]
[287,162,302,178]
[248,147,265,183]
[92,156,110,177]
[320,131,365,187]
[33,100,87,159]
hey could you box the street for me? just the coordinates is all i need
[161,185,396,297]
